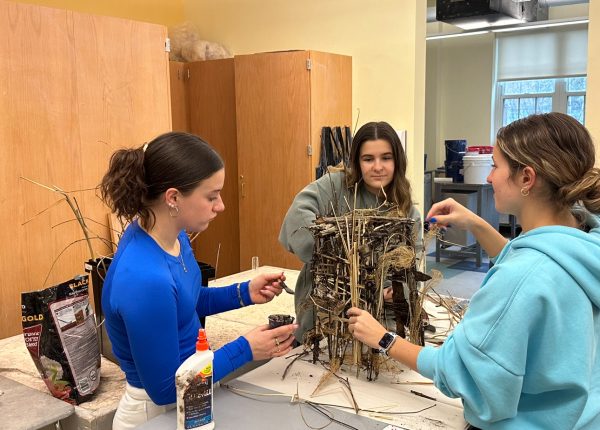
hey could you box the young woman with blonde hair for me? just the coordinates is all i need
[348,112,600,429]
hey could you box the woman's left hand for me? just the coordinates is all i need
[347,307,387,349]
[249,272,285,304]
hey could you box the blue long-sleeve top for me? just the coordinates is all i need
[102,221,254,405]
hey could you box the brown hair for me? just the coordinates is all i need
[496,112,600,213]
[347,121,413,215]
[100,131,223,229]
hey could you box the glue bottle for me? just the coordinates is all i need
[176,329,215,430]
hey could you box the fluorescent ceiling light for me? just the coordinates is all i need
[427,17,588,40]
[492,18,589,33]
[453,16,525,31]
[426,30,490,41]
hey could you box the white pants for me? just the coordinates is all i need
[112,383,175,430]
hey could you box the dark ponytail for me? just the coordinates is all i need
[100,132,224,229]
[100,147,147,225]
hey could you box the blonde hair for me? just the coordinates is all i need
[496,112,600,213]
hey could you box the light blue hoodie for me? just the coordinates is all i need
[418,213,600,429]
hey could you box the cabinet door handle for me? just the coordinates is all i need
[240,175,245,198]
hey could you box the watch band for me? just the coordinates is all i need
[378,331,398,356]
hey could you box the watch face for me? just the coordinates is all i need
[378,332,395,349]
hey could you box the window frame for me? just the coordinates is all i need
[566,80,586,124]
[493,76,587,136]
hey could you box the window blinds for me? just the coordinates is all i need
[496,26,588,81]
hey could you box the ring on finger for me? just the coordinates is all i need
[275,346,281,353]
[274,337,280,346]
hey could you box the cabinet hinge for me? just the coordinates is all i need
[307,145,312,156]
[165,37,171,52]
[306,58,312,70]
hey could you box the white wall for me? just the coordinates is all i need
[425,3,590,170]
[425,34,495,169]
[586,0,600,166]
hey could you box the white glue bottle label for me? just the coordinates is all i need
[176,329,215,430]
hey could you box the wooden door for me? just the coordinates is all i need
[235,51,312,270]
[0,0,171,339]
[169,61,190,132]
[308,51,353,177]
[187,59,240,278]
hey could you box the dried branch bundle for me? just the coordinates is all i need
[302,204,432,381]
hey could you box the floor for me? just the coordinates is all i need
[424,240,489,301]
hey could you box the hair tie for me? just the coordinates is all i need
[142,143,149,153]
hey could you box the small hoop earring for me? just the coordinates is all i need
[520,187,530,197]
[168,204,179,217]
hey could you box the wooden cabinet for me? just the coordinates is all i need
[235,51,352,270]
[189,59,240,278]
[0,0,172,339]
[169,59,240,278]
[169,61,190,132]
[169,50,351,275]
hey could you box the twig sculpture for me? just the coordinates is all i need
[302,204,432,381]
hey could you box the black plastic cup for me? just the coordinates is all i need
[268,314,295,329]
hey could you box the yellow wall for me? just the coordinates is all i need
[586,0,600,166]
[14,0,184,25]
[183,0,428,212]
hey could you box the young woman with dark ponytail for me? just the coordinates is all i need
[100,132,297,429]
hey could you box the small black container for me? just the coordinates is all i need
[198,261,216,282]
[85,257,115,363]
[444,139,466,183]
[268,314,295,329]
[197,261,216,328]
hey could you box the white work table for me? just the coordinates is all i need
[137,343,466,430]
[136,379,389,430]
[0,266,465,430]
[0,266,295,430]
[160,265,467,429]
[233,345,465,429]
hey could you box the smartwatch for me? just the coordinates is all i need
[378,331,398,356]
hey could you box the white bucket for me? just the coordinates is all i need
[463,154,493,184]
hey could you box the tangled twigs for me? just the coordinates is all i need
[282,351,310,380]
[305,204,431,380]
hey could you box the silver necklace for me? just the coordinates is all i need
[178,250,188,273]
[146,227,188,273]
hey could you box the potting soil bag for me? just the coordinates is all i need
[21,274,101,404]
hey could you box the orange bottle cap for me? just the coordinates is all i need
[196,329,209,351]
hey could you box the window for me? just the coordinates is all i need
[495,76,586,131]
[566,77,586,124]
[493,26,588,134]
